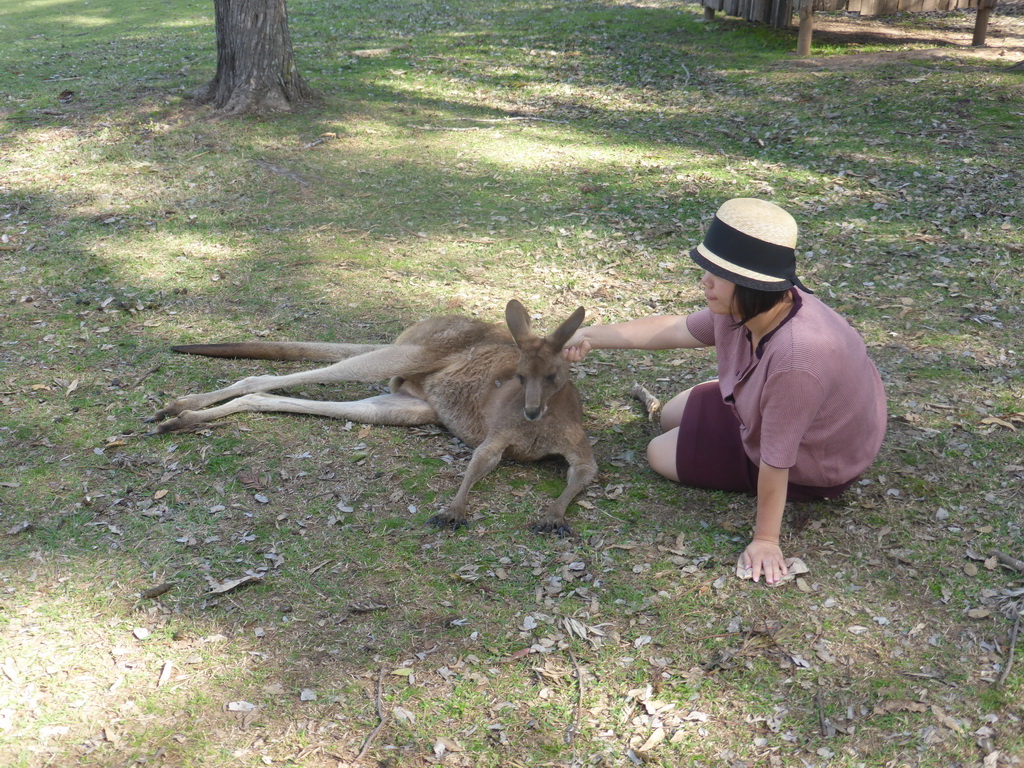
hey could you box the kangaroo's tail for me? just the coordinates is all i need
[171,342,389,362]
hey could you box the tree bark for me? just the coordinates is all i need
[193,0,319,115]
[972,0,997,47]
[796,4,815,57]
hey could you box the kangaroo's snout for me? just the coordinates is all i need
[524,405,544,421]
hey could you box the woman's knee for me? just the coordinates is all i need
[647,431,679,481]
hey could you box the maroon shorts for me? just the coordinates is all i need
[674,381,855,502]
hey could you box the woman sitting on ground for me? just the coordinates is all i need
[564,198,887,585]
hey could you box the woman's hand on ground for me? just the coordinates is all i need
[742,539,789,585]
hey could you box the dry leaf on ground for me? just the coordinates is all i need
[205,573,263,595]
[873,699,929,715]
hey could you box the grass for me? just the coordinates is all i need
[2,0,1024,766]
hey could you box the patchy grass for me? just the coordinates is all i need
[2,0,1023,766]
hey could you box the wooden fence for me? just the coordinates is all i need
[700,0,981,26]
[699,0,996,55]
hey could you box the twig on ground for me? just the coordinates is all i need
[673,576,720,600]
[815,691,829,737]
[132,364,162,389]
[901,670,957,687]
[139,582,175,599]
[412,125,485,132]
[630,383,662,422]
[423,54,491,65]
[307,560,334,576]
[252,159,311,188]
[994,551,1024,574]
[354,668,386,762]
[413,115,570,131]
[455,116,570,125]
[998,611,1020,687]
[396,223,428,239]
[894,121,1011,136]
[564,646,584,746]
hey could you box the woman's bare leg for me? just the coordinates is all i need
[647,380,719,482]
[658,388,692,433]
[647,427,681,481]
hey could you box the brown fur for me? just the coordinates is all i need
[148,300,597,535]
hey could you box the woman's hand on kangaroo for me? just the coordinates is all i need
[562,333,592,363]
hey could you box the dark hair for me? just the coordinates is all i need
[730,285,790,326]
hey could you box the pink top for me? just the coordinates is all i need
[686,290,886,487]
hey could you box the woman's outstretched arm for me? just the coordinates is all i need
[564,314,706,362]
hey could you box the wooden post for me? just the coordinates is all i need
[972,0,997,47]
[704,5,717,20]
[796,3,815,57]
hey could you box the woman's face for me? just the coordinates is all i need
[700,271,736,315]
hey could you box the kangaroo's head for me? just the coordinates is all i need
[505,300,586,422]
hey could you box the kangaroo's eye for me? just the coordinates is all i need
[546,374,557,383]
[516,374,525,384]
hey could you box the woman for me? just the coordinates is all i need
[564,198,886,585]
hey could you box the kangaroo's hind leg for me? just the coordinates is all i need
[148,344,441,424]
[150,391,438,434]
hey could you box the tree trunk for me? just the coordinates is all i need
[193,0,319,115]
[972,0,997,47]
[796,4,815,57]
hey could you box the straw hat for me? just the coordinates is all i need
[689,198,810,292]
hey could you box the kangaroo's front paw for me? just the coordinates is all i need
[531,517,575,538]
[427,511,469,530]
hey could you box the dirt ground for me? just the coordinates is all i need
[786,3,1024,69]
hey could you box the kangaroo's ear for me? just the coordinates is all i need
[505,299,533,345]
[548,307,586,350]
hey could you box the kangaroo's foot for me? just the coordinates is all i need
[530,514,575,538]
[146,391,223,423]
[427,510,469,530]
[146,403,183,424]
[146,374,289,424]
[146,410,210,435]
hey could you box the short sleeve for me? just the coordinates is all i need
[758,369,825,469]
[686,309,716,347]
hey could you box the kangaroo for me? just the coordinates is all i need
[147,300,598,536]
